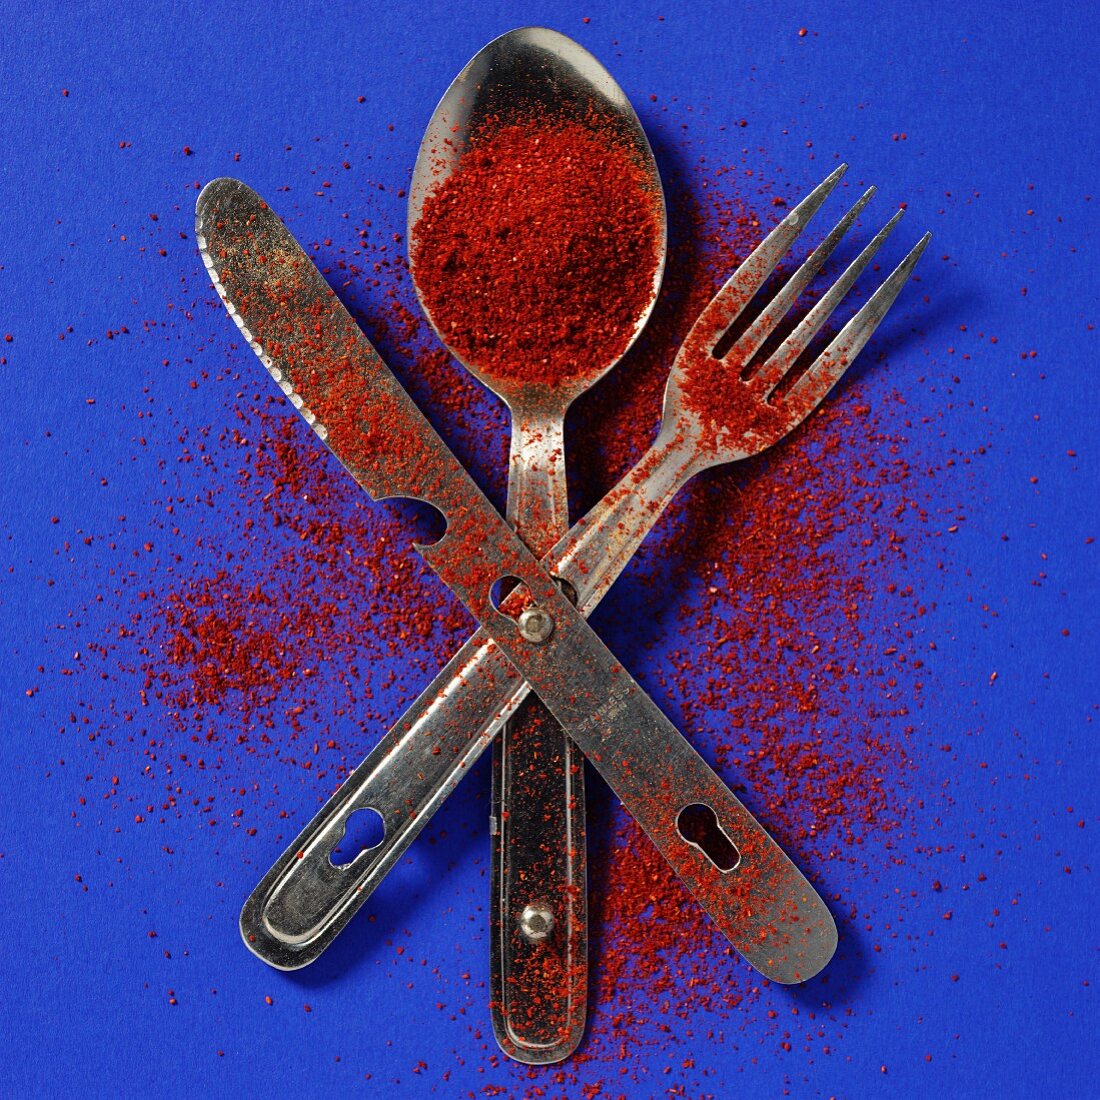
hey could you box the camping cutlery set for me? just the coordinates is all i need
[195,27,927,1063]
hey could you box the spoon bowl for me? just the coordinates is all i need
[409,25,667,417]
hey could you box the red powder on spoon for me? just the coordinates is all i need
[411,114,663,388]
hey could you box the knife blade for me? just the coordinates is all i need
[198,177,837,984]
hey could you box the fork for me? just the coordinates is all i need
[555,166,929,604]
[240,164,930,971]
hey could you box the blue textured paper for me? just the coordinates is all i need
[1,2,1095,1096]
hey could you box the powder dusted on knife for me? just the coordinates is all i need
[410,114,663,388]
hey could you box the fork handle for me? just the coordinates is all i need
[491,410,586,1064]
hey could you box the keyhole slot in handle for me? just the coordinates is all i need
[329,806,386,867]
[677,803,740,872]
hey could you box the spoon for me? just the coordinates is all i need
[408,26,667,1064]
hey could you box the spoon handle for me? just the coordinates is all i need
[491,409,587,1064]
[504,412,570,541]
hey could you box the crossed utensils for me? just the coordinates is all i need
[196,160,927,1057]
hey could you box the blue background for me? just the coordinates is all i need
[2,1,1096,1096]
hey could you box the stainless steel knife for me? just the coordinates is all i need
[198,177,837,985]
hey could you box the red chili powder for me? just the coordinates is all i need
[411,114,663,388]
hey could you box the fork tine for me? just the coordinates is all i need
[725,184,877,369]
[783,231,932,411]
[687,163,849,350]
[756,208,906,395]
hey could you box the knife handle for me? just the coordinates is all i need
[418,528,837,985]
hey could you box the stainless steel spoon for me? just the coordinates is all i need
[408,26,667,1064]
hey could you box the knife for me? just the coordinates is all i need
[198,177,837,985]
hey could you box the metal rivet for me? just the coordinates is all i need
[518,903,554,943]
[517,607,554,643]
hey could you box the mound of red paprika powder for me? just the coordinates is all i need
[410,113,663,388]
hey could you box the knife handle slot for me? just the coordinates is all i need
[490,575,534,620]
[329,806,386,867]
[386,498,448,546]
[677,803,740,872]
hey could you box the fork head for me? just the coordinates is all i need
[660,165,931,466]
